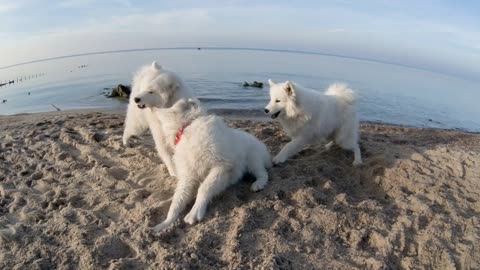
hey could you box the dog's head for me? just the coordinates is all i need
[264,79,298,119]
[132,61,182,109]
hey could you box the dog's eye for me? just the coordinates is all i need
[275,99,280,103]
[148,91,154,94]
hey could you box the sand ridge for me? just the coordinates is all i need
[0,111,479,269]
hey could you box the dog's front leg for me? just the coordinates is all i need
[150,125,177,177]
[156,145,176,177]
[122,105,148,145]
[152,175,196,233]
[273,137,309,164]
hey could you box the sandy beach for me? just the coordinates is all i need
[0,110,479,269]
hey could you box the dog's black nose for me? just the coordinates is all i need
[264,108,269,113]
[134,97,141,103]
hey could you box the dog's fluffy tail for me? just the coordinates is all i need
[325,83,356,105]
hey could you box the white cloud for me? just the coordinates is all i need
[0,3,478,79]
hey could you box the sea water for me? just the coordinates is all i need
[1,48,479,131]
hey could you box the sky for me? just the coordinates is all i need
[0,0,479,80]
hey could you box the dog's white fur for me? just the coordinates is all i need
[152,99,272,232]
[265,80,362,166]
[122,62,193,176]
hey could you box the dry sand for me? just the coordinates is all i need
[0,110,479,269]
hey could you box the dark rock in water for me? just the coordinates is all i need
[117,84,131,97]
[252,81,263,88]
[242,81,263,88]
[2,99,6,103]
[106,84,131,98]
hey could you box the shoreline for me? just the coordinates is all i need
[2,108,478,134]
[1,110,479,269]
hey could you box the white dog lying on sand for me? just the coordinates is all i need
[122,62,193,176]
[152,99,272,232]
[264,80,362,166]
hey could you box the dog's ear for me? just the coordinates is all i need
[284,81,295,97]
[151,61,162,70]
[268,79,276,86]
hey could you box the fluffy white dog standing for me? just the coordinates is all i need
[122,61,193,176]
[152,99,272,232]
[264,80,362,166]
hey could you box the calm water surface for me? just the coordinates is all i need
[1,49,479,131]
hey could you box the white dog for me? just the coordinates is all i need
[264,80,362,166]
[152,99,272,232]
[122,61,193,176]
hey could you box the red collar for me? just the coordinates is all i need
[174,123,190,145]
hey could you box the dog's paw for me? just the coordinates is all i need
[325,141,334,151]
[184,207,205,225]
[251,179,267,192]
[152,220,173,234]
[353,159,363,167]
[273,155,286,165]
[183,212,197,225]
[122,135,130,146]
[167,169,177,178]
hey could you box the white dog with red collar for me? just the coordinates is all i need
[152,99,272,232]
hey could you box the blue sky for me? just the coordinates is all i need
[1,0,479,80]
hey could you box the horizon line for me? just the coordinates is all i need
[0,46,474,81]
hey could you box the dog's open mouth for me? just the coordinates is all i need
[137,104,146,109]
[271,111,281,119]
